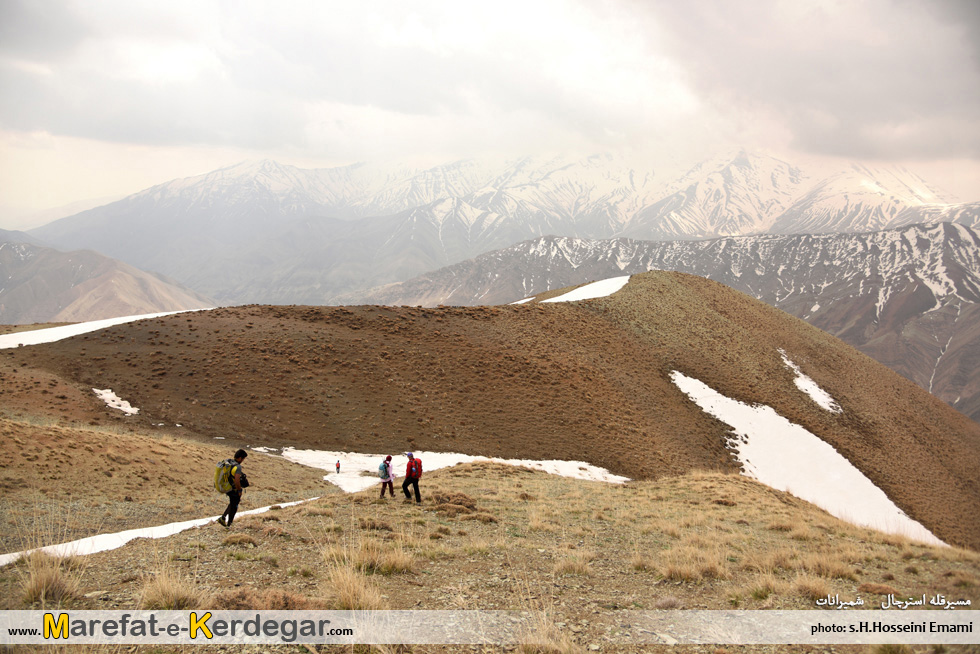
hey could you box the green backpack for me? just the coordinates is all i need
[214,458,237,493]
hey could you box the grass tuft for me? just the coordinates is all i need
[19,551,78,607]
[139,569,210,609]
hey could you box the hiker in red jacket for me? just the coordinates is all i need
[402,452,422,504]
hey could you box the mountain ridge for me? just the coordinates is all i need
[347,223,980,423]
[28,151,979,305]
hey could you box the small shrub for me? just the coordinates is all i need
[222,533,258,547]
[20,552,78,607]
[793,573,831,601]
[327,566,386,610]
[802,553,856,580]
[631,553,655,572]
[518,614,585,654]
[554,556,592,576]
[140,570,209,609]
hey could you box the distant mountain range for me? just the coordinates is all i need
[15,152,980,423]
[0,239,213,324]
[28,151,980,305]
[350,223,980,423]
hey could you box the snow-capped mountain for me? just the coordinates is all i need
[28,151,977,305]
[618,151,810,239]
[770,164,948,235]
[349,223,980,423]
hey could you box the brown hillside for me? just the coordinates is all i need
[2,271,978,550]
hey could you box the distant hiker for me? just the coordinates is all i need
[379,455,395,498]
[217,449,247,528]
[336,460,340,474]
[402,452,422,504]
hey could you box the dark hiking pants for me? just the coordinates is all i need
[402,477,421,503]
[223,490,242,525]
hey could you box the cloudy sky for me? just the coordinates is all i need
[1,0,978,227]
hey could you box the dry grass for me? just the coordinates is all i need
[800,552,858,580]
[326,565,387,610]
[2,463,978,654]
[630,551,656,572]
[528,510,558,532]
[745,570,787,601]
[858,582,900,595]
[18,551,78,607]
[553,550,594,576]
[793,573,832,601]
[660,546,729,582]
[323,538,415,575]
[139,569,210,609]
[517,612,586,654]
[221,533,258,546]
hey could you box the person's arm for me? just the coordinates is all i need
[233,466,243,492]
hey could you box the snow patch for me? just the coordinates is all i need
[0,310,202,349]
[92,389,139,416]
[0,498,315,568]
[281,449,629,494]
[778,350,842,413]
[541,275,631,303]
[670,371,943,546]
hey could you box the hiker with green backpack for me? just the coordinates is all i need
[214,449,248,528]
[378,455,395,498]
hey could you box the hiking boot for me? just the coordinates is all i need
[217,516,227,528]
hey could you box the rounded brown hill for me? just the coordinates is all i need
[4,271,979,549]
